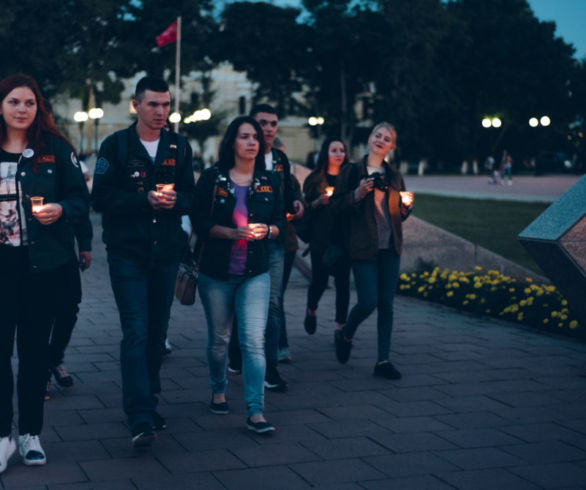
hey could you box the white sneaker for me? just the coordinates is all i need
[0,436,16,474]
[18,434,46,466]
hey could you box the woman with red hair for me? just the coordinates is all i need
[0,74,89,472]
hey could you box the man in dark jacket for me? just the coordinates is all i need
[92,77,195,447]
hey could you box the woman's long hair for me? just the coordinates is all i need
[0,74,68,157]
[217,116,265,172]
[312,137,349,177]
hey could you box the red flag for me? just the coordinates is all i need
[156,20,178,48]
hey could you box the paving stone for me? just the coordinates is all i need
[436,411,509,429]
[232,443,318,466]
[370,431,457,453]
[54,422,128,441]
[366,451,459,478]
[132,473,225,490]
[49,481,135,490]
[1,462,88,488]
[214,466,310,489]
[290,459,386,485]
[502,441,586,464]
[362,475,455,489]
[156,449,245,473]
[510,462,586,488]
[80,457,169,482]
[371,415,453,434]
[308,419,389,439]
[435,428,523,448]
[434,447,525,470]
[437,468,541,489]
[499,422,585,442]
[300,437,389,460]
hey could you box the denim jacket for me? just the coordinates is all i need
[192,165,284,280]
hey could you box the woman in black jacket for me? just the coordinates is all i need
[302,137,351,335]
[0,74,89,471]
[330,122,413,379]
[192,116,283,434]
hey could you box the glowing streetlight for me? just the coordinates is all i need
[482,117,492,128]
[491,117,502,128]
[169,112,182,124]
[529,117,539,127]
[73,111,88,154]
[540,116,551,127]
[184,108,212,124]
[308,116,324,127]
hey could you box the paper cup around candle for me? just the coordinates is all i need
[325,186,334,197]
[400,191,414,207]
[248,222,265,240]
[286,212,294,221]
[31,196,44,213]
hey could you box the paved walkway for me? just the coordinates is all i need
[403,175,582,202]
[3,220,586,489]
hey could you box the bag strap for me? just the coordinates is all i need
[194,183,218,273]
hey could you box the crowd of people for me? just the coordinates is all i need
[0,74,413,473]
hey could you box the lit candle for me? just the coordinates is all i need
[286,213,294,221]
[400,191,414,207]
[156,183,175,199]
[31,196,44,214]
[325,186,334,197]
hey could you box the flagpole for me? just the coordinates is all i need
[174,16,182,133]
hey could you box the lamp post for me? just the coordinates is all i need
[73,111,88,154]
[88,107,104,153]
[529,115,551,175]
[308,116,325,150]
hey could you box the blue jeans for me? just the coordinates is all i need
[265,242,284,368]
[198,271,270,416]
[343,248,400,362]
[107,254,178,431]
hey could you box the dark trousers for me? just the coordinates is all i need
[107,253,178,431]
[0,245,61,436]
[279,250,296,349]
[343,248,400,362]
[48,259,82,367]
[307,250,351,324]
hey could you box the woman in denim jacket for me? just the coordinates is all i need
[331,122,413,380]
[192,116,283,433]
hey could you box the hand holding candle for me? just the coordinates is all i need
[400,191,414,207]
[31,196,44,214]
[248,222,268,240]
[154,183,176,209]
[325,186,334,197]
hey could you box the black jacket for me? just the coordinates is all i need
[331,157,410,260]
[192,166,284,280]
[92,123,195,263]
[16,136,90,272]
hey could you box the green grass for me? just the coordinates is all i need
[412,194,550,274]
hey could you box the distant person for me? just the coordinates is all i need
[501,150,513,185]
[330,122,413,379]
[0,74,89,470]
[92,76,195,447]
[485,155,497,184]
[303,137,351,335]
[192,116,283,433]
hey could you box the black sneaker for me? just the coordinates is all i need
[373,360,402,380]
[131,422,155,448]
[51,363,74,388]
[246,417,275,434]
[264,366,288,392]
[304,313,317,335]
[334,329,352,364]
[152,412,167,430]
[210,397,229,415]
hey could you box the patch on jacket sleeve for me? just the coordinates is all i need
[95,157,110,175]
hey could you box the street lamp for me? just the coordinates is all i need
[307,116,325,149]
[169,112,182,124]
[184,108,212,124]
[491,117,502,128]
[73,111,88,154]
[529,117,539,127]
[540,116,551,127]
[88,107,104,152]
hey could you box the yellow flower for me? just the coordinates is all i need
[543,318,549,324]
[551,311,558,318]
[561,299,568,306]
[525,277,533,283]
[446,291,454,297]
[569,320,578,329]
[509,288,515,292]
[428,277,436,284]
[463,300,469,305]
[485,309,491,314]
[517,312,524,321]
[400,273,409,281]
[474,265,482,271]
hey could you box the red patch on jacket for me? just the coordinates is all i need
[162,158,176,166]
[258,185,273,193]
[38,155,56,163]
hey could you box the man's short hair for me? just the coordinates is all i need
[134,76,169,101]
[250,103,277,118]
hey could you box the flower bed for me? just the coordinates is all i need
[398,266,582,337]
